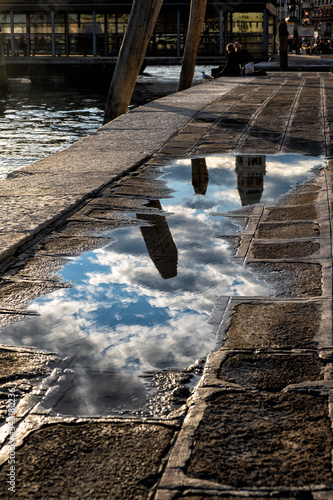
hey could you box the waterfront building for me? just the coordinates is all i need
[309,0,333,39]
[276,0,333,49]
[0,0,277,59]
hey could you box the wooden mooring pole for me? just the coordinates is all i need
[278,19,289,71]
[0,39,8,94]
[178,0,208,92]
[103,0,164,124]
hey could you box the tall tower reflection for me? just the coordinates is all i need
[137,200,178,279]
[235,155,266,206]
[191,158,209,195]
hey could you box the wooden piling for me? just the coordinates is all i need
[178,0,208,92]
[278,20,289,71]
[103,0,163,124]
[0,39,8,94]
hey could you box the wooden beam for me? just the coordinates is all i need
[103,0,163,124]
[178,0,208,92]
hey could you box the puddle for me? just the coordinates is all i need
[0,154,324,417]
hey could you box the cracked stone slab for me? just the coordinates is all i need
[200,349,325,391]
[0,347,58,426]
[0,312,39,329]
[186,391,333,488]
[248,239,325,260]
[40,235,115,256]
[0,233,33,261]
[0,195,84,231]
[51,219,133,237]
[255,221,322,239]
[281,191,322,206]
[5,255,69,281]
[0,420,175,499]
[247,261,326,298]
[156,387,333,497]
[215,298,332,349]
[0,279,70,310]
[262,205,319,222]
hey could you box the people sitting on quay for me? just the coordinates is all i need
[212,42,267,78]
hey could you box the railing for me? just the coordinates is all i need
[1,31,271,58]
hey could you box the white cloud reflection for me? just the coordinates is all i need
[0,153,324,415]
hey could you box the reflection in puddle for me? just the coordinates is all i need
[236,155,266,205]
[0,154,324,416]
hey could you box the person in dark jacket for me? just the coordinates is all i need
[234,41,267,76]
[215,43,241,77]
[234,41,255,70]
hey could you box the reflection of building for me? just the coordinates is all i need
[235,155,266,206]
[191,158,209,195]
[137,200,178,280]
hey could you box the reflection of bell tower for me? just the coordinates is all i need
[137,200,178,279]
[235,155,266,206]
[191,158,209,195]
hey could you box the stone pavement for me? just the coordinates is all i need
[0,72,332,498]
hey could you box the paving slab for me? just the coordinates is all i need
[187,391,333,488]
[0,421,176,499]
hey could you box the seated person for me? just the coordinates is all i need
[235,41,267,76]
[234,42,255,73]
[215,43,241,77]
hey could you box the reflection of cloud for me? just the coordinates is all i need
[14,293,214,375]
[1,153,322,416]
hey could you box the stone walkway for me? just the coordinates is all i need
[0,73,332,498]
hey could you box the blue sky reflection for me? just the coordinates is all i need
[0,154,324,415]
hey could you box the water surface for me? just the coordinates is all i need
[0,153,323,416]
[0,65,211,178]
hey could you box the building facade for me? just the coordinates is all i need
[0,1,277,58]
[277,0,333,45]
[308,0,333,39]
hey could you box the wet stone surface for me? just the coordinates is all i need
[141,360,205,418]
[0,348,55,382]
[251,241,320,259]
[219,352,323,391]
[293,182,322,193]
[265,205,318,222]
[281,191,320,205]
[224,302,321,349]
[174,496,301,500]
[255,221,320,239]
[0,312,35,329]
[187,392,333,488]
[0,280,71,310]
[6,255,68,281]
[52,220,128,236]
[0,347,57,422]
[0,422,175,499]
[248,262,322,297]
[176,497,281,500]
[41,235,115,256]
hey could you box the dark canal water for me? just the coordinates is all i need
[0,65,211,178]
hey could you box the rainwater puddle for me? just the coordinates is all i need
[0,154,324,417]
